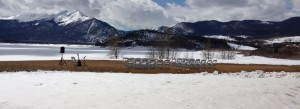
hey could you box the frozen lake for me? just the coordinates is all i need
[0,43,204,61]
[0,43,300,65]
[0,43,153,61]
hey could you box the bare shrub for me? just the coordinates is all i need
[219,50,236,60]
[170,48,179,59]
[202,39,215,59]
[148,46,156,59]
[184,50,191,59]
[150,32,173,59]
[157,46,166,59]
[148,47,179,59]
[202,49,215,59]
[107,34,122,59]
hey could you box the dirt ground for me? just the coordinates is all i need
[0,60,299,73]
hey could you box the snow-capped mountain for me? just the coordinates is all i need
[0,10,124,44]
[1,10,92,26]
[1,10,300,48]
[0,13,53,22]
[54,10,92,26]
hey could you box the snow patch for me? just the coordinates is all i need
[87,20,95,35]
[54,10,91,26]
[265,36,300,44]
[173,23,193,34]
[260,21,272,25]
[0,13,53,22]
[227,42,256,50]
[203,35,237,41]
[0,16,15,20]
[235,35,249,39]
[0,10,92,26]
[230,71,300,78]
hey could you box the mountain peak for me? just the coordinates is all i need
[56,10,84,16]
[54,10,92,26]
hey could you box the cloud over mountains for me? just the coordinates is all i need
[0,0,299,30]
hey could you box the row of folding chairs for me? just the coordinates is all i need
[123,58,217,69]
[123,58,170,69]
[170,58,217,68]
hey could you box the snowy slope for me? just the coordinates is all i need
[172,23,194,34]
[235,35,249,39]
[0,13,53,22]
[0,10,92,26]
[54,10,91,26]
[203,35,237,41]
[266,36,300,44]
[227,42,256,50]
[0,16,15,20]
[0,71,299,109]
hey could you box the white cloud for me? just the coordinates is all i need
[285,0,300,17]
[166,0,291,23]
[99,0,175,30]
[292,0,300,11]
[0,0,176,30]
[0,0,299,30]
[186,0,248,8]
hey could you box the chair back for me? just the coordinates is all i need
[71,57,76,62]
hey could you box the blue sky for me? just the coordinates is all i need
[153,0,185,7]
[285,0,293,10]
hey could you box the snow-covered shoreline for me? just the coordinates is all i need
[1,70,299,78]
[0,71,299,109]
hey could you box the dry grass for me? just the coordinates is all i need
[0,60,299,73]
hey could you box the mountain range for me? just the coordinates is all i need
[158,17,300,39]
[0,10,300,49]
[0,10,123,44]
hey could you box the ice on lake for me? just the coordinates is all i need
[0,43,300,65]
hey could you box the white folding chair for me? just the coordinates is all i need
[207,60,213,68]
[136,58,144,69]
[149,59,156,69]
[156,59,164,68]
[71,57,76,66]
[164,59,171,67]
[194,59,201,68]
[212,60,217,68]
[141,58,148,69]
[200,60,207,69]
